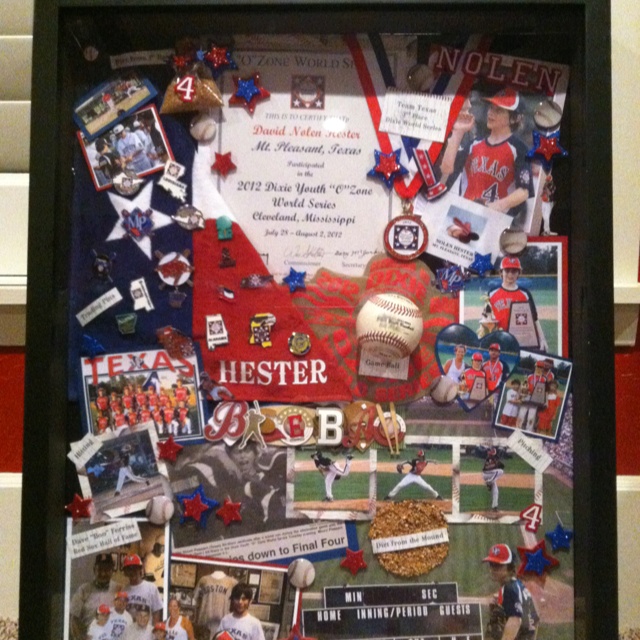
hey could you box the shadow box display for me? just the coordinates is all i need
[21,2,616,640]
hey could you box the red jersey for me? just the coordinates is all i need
[122,394,135,410]
[97,416,109,433]
[147,392,159,409]
[458,135,533,217]
[139,409,152,422]
[114,413,126,428]
[152,409,163,423]
[96,396,109,412]
[488,285,538,331]
[537,396,561,432]
[483,359,504,392]
[163,407,175,423]
[463,368,486,390]
[159,393,171,408]
[127,411,138,426]
[174,387,189,403]
[135,392,147,408]
[109,398,121,413]
[178,407,189,423]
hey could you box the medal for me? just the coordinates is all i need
[383,200,428,261]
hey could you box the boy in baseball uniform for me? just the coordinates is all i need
[216,583,265,640]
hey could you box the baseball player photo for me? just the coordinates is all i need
[65,522,168,640]
[291,448,373,518]
[216,583,266,640]
[459,446,536,518]
[77,427,171,520]
[482,544,540,639]
[494,350,572,441]
[460,240,567,357]
[383,448,444,501]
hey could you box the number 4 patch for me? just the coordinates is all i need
[175,75,196,102]
[520,503,543,532]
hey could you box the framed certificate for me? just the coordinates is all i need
[22,2,616,640]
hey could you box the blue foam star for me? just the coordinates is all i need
[81,334,106,360]
[469,252,494,277]
[367,149,409,190]
[524,548,553,576]
[526,130,568,172]
[175,484,219,528]
[283,267,307,293]
[545,523,574,551]
[235,77,261,103]
[195,49,206,61]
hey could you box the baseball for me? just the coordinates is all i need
[190,112,217,142]
[356,293,423,360]
[287,558,316,588]
[533,99,563,130]
[429,375,459,405]
[499,229,528,256]
[145,495,175,525]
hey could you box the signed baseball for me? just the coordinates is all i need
[356,293,423,359]
[145,496,175,525]
[499,229,528,255]
[287,558,316,588]
[428,375,459,405]
[190,112,217,142]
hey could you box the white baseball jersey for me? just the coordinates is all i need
[110,609,133,639]
[125,581,163,616]
[87,619,113,640]
[193,574,238,627]
[502,388,520,418]
[218,613,265,640]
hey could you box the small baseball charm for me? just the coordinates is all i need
[287,558,316,588]
[145,495,175,525]
[356,293,423,360]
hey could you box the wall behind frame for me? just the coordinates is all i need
[0,0,639,629]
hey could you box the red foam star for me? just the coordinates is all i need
[375,154,402,182]
[279,624,316,640]
[516,539,559,577]
[216,497,243,526]
[205,47,230,69]
[182,492,211,523]
[211,152,237,178]
[229,73,270,114]
[157,435,184,463]
[66,493,93,521]
[340,548,367,576]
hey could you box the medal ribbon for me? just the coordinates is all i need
[344,34,493,200]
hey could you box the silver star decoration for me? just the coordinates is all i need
[106,182,174,259]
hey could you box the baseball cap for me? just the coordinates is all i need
[483,88,520,111]
[489,343,501,351]
[97,604,111,615]
[115,591,129,600]
[113,124,124,134]
[94,553,115,566]
[500,256,522,270]
[472,352,483,361]
[123,554,143,568]
[154,623,167,632]
[417,450,425,457]
[535,360,546,368]
[483,543,513,564]
[488,447,497,456]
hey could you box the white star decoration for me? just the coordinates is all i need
[106,182,174,259]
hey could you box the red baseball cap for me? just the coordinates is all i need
[472,352,483,361]
[483,88,520,111]
[97,604,111,615]
[489,343,501,351]
[535,360,546,368]
[115,591,128,601]
[500,256,522,270]
[123,554,142,568]
[154,623,167,632]
[483,543,513,564]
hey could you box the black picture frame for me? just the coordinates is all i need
[21,2,615,639]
